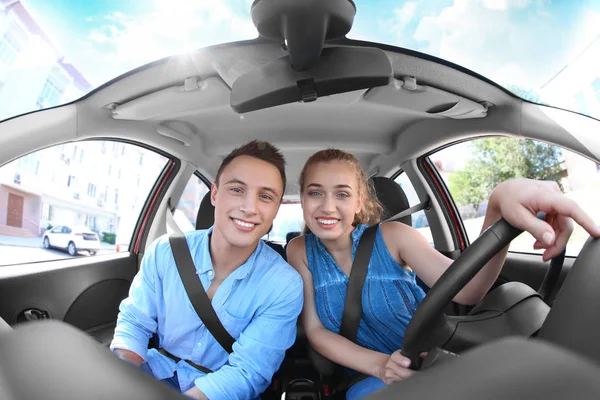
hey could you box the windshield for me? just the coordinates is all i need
[0,0,598,120]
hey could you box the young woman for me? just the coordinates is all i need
[286,149,600,399]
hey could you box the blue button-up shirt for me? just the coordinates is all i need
[110,228,304,399]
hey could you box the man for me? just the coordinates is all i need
[111,140,304,400]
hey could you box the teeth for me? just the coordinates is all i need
[317,219,338,225]
[234,219,254,228]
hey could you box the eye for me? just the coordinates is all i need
[336,192,350,198]
[229,187,243,194]
[259,193,274,202]
[308,190,322,196]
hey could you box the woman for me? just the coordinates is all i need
[286,149,600,399]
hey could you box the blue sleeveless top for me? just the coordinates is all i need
[305,224,426,354]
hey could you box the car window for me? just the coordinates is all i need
[265,203,304,244]
[429,138,600,257]
[174,174,210,233]
[0,140,169,266]
[393,172,433,245]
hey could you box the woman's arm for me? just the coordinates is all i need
[286,237,414,383]
[382,179,600,305]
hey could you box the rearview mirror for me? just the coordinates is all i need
[230,46,393,114]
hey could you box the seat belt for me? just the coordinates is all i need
[338,225,378,341]
[340,200,431,342]
[383,196,430,223]
[331,201,432,392]
[168,233,235,354]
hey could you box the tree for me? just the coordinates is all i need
[505,84,548,105]
[448,137,563,213]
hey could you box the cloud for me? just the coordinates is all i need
[380,2,417,42]
[411,0,580,91]
[79,0,257,85]
[394,2,417,29]
[482,0,532,11]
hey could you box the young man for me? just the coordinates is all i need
[110,140,303,400]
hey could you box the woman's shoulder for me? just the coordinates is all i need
[286,234,309,270]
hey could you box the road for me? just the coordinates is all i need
[0,245,115,267]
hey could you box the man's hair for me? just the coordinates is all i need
[216,140,287,196]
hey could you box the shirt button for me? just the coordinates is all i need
[208,271,213,277]
[197,342,202,347]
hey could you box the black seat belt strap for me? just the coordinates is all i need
[169,233,235,354]
[339,225,378,341]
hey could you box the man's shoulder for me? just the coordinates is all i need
[145,230,209,266]
[257,243,302,287]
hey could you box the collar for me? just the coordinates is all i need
[196,226,259,280]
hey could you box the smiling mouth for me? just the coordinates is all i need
[316,218,339,225]
[232,218,257,229]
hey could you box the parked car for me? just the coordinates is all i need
[42,225,101,256]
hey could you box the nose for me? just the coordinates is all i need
[322,194,335,213]
[239,193,258,215]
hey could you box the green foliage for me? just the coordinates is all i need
[505,84,547,105]
[449,138,563,211]
[102,232,116,245]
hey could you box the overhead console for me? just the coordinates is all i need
[364,76,488,119]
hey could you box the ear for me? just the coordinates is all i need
[210,182,218,206]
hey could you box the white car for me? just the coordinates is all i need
[42,225,101,256]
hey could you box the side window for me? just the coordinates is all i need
[174,174,210,233]
[0,140,169,266]
[393,173,433,245]
[430,137,600,257]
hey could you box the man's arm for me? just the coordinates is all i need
[190,272,304,400]
[110,238,163,363]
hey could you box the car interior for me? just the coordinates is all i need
[1,0,600,399]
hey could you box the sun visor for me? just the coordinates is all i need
[230,46,393,114]
[364,78,488,119]
[111,77,231,121]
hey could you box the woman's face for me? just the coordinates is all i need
[301,161,363,242]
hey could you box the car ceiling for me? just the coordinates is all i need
[1,37,599,197]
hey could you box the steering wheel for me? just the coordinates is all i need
[400,213,565,367]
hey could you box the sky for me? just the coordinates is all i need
[20,0,600,93]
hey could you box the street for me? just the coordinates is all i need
[0,244,115,267]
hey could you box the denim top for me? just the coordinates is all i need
[305,224,425,354]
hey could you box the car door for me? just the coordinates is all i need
[0,140,177,345]
[46,226,63,247]
[425,137,599,297]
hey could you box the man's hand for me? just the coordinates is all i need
[489,179,600,261]
[184,386,209,400]
[114,348,144,367]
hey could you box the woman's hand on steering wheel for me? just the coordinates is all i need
[376,350,426,384]
[489,179,600,261]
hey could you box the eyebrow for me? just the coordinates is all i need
[306,183,353,190]
[223,178,281,196]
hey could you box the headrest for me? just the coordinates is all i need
[370,176,412,226]
[196,192,215,230]
[286,231,301,244]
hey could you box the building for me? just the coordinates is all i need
[0,1,168,238]
[0,0,92,120]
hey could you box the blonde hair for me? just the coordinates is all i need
[299,149,384,227]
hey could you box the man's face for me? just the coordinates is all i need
[211,155,283,249]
